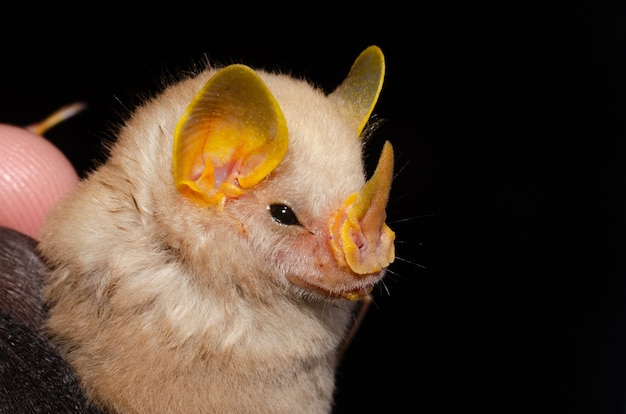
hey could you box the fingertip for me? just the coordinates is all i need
[0,124,79,240]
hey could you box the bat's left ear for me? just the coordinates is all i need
[329,45,385,136]
[172,65,289,208]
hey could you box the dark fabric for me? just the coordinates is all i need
[0,227,103,414]
[0,311,102,413]
[0,227,46,330]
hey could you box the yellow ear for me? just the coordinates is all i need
[329,45,385,136]
[172,65,289,207]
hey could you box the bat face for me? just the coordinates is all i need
[38,46,395,413]
[167,46,395,301]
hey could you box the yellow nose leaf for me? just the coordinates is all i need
[329,141,395,274]
[172,64,289,207]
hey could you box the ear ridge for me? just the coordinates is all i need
[329,45,385,136]
[172,64,289,207]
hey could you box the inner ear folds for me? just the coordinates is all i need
[172,64,289,207]
[329,45,385,137]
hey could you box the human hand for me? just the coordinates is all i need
[0,106,82,240]
[0,126,99,412]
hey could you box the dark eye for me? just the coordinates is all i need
[268,203,301,226]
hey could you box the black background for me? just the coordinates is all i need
[2,3,626,413]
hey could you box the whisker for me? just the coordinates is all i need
[390,186,423,205]
[389,213,434,225]
[393,159,410,180]
[386,262,412,280]
[394,240,426,247]
[394,255,427,269]
[379,280,391,297]
[369,283,388,304]
[382,269,404,286]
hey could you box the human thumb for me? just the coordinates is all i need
[0,124,79,240]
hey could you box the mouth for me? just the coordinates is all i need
[286,273,380,301]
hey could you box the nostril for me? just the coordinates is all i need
[354,233,366,251]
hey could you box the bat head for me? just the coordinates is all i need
[169,46,395,301]
[36,46,396,414]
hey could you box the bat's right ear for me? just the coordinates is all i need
[329,45,385,137]
[172,65,289,208]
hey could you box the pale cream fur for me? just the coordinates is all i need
[38,59,388,413]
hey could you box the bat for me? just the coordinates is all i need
[34,45,395,413]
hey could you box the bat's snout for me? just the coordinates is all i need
[328,141,395,276]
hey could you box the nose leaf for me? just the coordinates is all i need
[329,141,395,274]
